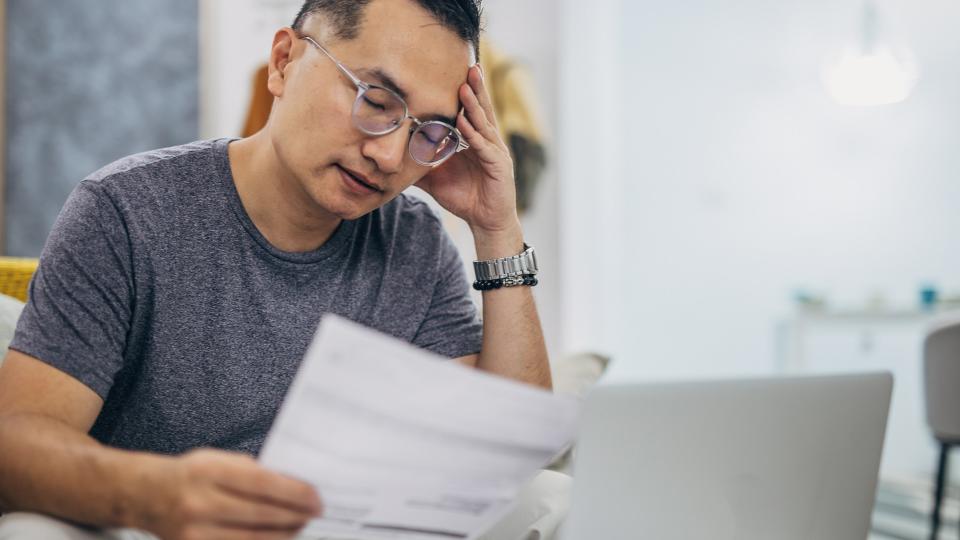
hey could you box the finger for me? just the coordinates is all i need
[457,109,487,149]
[214,459,323,515]
[468,64,499,130]
[457,110,502,166]
[183,524,304,540]
[460,82,495,138]
[459,84,504,150]
[209,488,317,529]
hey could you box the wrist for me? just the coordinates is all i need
[122,452,177,531]
[471,219,523,260]
[471,237,539,292]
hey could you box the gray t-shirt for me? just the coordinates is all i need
[10,138,483,455]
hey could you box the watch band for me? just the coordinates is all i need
[473,244,538,281]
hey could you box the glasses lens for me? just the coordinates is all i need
[353,86,405,135]
[410,122,459,165]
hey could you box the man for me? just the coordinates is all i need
[0,0,556,538]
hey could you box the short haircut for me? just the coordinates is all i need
[291,0,482,60]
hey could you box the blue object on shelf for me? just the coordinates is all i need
[919,284,939,310]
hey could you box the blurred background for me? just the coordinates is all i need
[2,0,959,537]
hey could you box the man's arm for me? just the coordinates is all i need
[0,350,153,525]
[420,64,552,390]
[0,350,321,539]
[455,229,552,390]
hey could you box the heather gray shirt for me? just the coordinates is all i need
[10,138,483,455]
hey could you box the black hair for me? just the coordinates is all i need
[291,0,482,60]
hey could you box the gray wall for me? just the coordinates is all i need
[5,0,198,256]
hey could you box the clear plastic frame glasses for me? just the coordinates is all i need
[299,35,470,167]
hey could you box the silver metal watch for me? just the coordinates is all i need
[473,244,538,281]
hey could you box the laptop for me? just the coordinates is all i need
[560,372,893,540]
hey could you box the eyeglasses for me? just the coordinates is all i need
[299,35,469,167]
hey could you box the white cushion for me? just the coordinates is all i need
[551,351,610,398]
[547,351,610,474]
[0,294,25,367]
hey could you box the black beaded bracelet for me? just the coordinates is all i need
[473,274,539,291]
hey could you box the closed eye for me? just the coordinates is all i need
[362,95,387,111]
[416,130,442,145]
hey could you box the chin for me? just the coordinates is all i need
[333,207,370,221]
[320,195,381,221]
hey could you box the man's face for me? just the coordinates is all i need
[267,0,473,220]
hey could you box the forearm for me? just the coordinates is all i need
[0,412,170,529]
[473,225,552,390]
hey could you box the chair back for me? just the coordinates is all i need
[0,257,38,302]
[924,319,960,441]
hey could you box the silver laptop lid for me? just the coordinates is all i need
[561,372,892,540]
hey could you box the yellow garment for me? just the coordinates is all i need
[480,39,543,146]
[479,39,547,213]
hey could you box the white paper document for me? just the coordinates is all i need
[259,315,580,540]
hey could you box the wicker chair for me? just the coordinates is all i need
[0,257,39,301]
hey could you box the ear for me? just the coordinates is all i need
[267,28,298,98]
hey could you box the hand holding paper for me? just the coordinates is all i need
[259,315,580,540]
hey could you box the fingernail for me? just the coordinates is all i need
[476,63,484,81]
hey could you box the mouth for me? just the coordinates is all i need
[336,165,384,194]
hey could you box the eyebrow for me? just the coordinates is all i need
[366,68,408,100]
[363,67,460,127]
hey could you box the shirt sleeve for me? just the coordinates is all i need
[412,226,483,359]
[9,180,134,399]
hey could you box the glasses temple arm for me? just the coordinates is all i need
[301,35,367,88]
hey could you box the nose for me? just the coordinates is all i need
[360,124,410,174]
